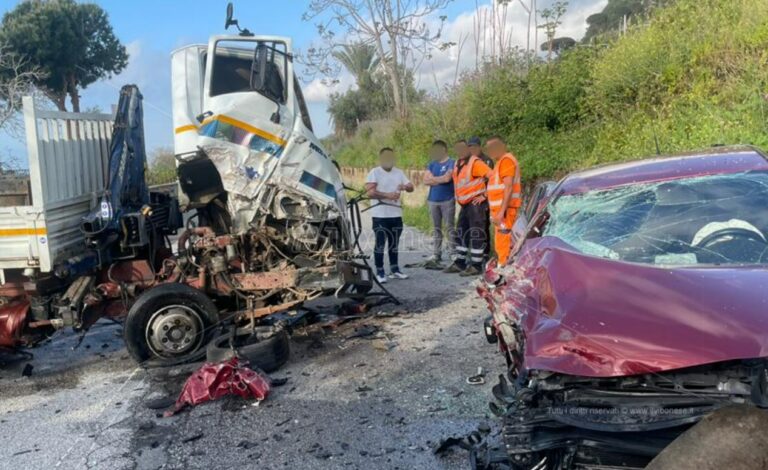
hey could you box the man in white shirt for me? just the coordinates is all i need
[365,147,414,283]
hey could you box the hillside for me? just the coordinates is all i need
[325,0,768,185]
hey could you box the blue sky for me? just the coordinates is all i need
[0,0,604,166]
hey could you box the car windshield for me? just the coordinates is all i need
[543,170,768,266]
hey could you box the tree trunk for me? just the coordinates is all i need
[68,75,80,113]
[54,95,67,111]
[368,13,403,119]
[43,87,67,111]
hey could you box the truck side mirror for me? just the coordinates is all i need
[225,3,235,29]
[250,44,268,94]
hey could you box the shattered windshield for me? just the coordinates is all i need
[543,171,768,266]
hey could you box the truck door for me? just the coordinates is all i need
[199,37,296,197]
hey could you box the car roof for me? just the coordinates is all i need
[557,146,768,195]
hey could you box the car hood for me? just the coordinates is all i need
[495,236,768,377]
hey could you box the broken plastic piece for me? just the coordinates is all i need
[164,357,270,416]
[466,367,485,385]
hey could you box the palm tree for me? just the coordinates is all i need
[332,42,381,88]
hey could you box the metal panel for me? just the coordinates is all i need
[0,96,113,273]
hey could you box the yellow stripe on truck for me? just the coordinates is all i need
[201,114,287,147]
[0,227,47,237]
[174,124,198,134]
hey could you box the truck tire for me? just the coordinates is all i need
[124,283,219,366]
[206,328,290,372]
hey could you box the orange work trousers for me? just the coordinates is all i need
[494,209,517,265]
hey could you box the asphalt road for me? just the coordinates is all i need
[0,219,504,469]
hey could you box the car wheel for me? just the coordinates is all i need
[124,283,219,365]
[206,328,290,372]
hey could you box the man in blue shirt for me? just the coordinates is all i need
[423,140,456,265]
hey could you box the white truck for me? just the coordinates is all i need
[0,4,375,367]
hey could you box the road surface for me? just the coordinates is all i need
[0,218,502,469]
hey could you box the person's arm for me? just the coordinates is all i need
[433,172,452,184]
[473,159,492,179]
[366,182,399,201]
[492,175,515,224]
[398,172,414,193]
[492,159,517,224]
[423,169,437,186]
[470,159,492,204]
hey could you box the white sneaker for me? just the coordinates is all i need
[375,273,388,283]
[389,270,409,280]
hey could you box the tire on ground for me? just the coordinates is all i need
[206,328,290,372]
[123,283,219,365]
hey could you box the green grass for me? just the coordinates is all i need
[325,0,768,188]
[402,204,432,233]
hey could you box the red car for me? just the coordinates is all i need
[479,146,768,469]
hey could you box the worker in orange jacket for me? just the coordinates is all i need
[443,139,492,276]
[485,136,522,265]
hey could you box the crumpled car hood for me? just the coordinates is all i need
[495,236,768,377]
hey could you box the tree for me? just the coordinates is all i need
[332,42,381,88]
[541,37,576,55]
[302,0,451,118]
[537,1,568,61]
[146,147,176,185]
[0,0,128,112]
[0,46,42,134]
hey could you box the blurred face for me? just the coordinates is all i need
[429,144,447,161]
[454,142,470,159]
[485,138,506,160]
[379,150,396,170]
[469,144,482,157]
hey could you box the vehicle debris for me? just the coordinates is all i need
[20,363,33,377]
[0,2,399,372]
[466,367,484,385]
[164,357,271,416]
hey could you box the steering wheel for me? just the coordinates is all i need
[693,227,768,264]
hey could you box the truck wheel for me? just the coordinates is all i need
[206,328,290,372]
[124,283,219,365]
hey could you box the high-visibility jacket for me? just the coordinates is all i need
[487,153,522,218]
[453,156,487,205]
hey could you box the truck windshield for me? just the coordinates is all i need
[210,42,286,103]
[543,171,768,266]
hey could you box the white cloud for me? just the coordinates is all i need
[303,73,356,103]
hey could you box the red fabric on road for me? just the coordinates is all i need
[165,357,270,416]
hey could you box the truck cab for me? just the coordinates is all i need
[170,35,348,236]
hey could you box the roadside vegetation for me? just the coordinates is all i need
[325,0,768,186]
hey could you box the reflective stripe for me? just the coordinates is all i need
[471,256,485,262]
[456,246,468,252]
[200,114,287,147]
[470,248,485,254]
[489,200,502,207]
[458,187,486,202]
[487,184,504,190]
[454,156,487,205]
[0,227,47,237]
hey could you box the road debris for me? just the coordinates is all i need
[466,367,485,385]
[164,357,271,416]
